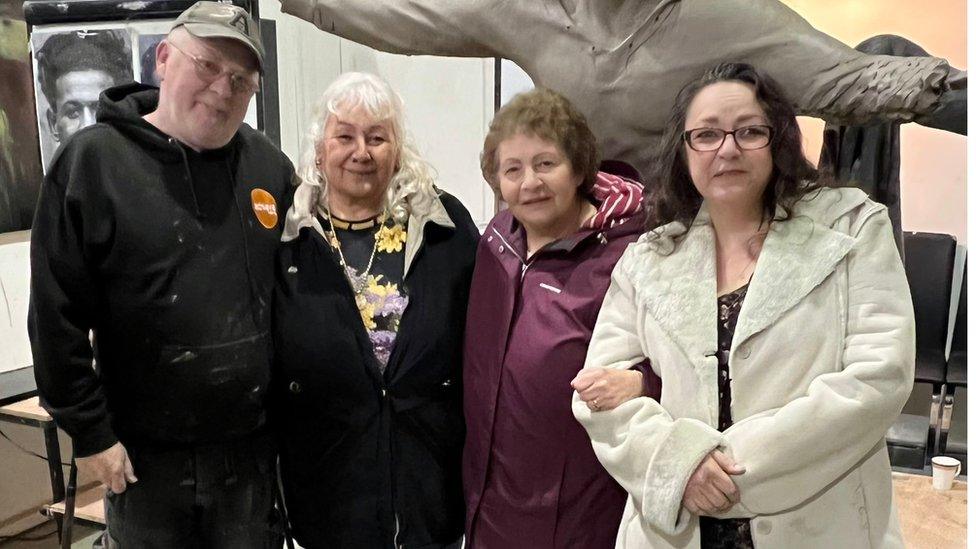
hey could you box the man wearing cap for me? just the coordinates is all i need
[29,2,293,546]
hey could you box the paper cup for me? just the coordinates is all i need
[931,456,962,490]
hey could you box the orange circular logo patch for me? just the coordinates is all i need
[251,189,278,229]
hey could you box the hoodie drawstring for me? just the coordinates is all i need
[170,137,264,335]
[171,138,204,218]
[226,156,265,334]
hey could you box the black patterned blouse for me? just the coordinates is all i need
[699,283,754,549]
[318,213,409,370]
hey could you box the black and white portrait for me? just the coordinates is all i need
[138,34,165,86]
[32,27,132,170]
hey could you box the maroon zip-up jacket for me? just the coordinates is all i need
[462,201,661,548]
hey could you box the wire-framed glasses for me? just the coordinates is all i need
[683,125,773,152]
[167,41,261,96]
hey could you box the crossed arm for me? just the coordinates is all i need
[715,211,915,517]
[573,210,914,534]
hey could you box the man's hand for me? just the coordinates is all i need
[571,368,644,412]
[76,442,137,494]
[682,450,744,516]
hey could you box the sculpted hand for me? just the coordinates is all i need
[682,450,744,516]
[76,442,137,494]
[571,368,644,412]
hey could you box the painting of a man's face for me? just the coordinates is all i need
[33,28,132,170]
[47,69,117,142]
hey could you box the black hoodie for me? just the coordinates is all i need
[29,83,295,456]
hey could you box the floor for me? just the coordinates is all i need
[0,521,100,548]
[0,479,966,549]
[0,385,965,548]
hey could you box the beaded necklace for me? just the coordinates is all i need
[325,208,386,295]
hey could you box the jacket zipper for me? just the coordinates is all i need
[490,227,533,280]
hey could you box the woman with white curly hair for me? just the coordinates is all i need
[272,71,479,548]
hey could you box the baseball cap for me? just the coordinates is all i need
[172,1,264,71]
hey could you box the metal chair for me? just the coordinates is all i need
[940,263,966,470]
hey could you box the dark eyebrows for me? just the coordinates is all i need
[698,113,766,125]
[57,99,98,109]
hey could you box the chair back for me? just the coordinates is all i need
[946,263,967,387]
[903,232,956,382]
[950,264,966,354]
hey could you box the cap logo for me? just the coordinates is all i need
[251,188,278,229]
[230,13,249,34]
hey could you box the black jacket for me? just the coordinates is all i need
[29,83,295,456]
[273,192,478,548]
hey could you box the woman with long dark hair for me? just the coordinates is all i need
[574,63,914,548]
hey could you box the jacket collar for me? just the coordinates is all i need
[627,191,861,357]
[282,180,455,272]
[404,193,454,274]
[733,206,855,346]
[489,203,644,262]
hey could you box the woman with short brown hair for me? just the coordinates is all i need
[463,88,660,548]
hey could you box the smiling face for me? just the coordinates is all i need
[684,81,773,212]
[496,132,585,240]
[152,30,258,150]
[318,105,397,217]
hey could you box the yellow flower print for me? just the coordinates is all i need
[366,275,398,298]
[376,223,407,253]
[355,293,377,330]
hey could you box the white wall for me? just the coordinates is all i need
[0,231,29,375]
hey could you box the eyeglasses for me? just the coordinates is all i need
[682,125,773,152]
[167,41,260,96]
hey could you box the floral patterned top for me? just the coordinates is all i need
[321,213,409,369]
[699,283,754,549]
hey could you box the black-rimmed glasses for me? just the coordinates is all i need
[683,125,773,152]
[167,41,260,96]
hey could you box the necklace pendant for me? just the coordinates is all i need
[345,266,368,294]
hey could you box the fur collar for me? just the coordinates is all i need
[624,187,874,362]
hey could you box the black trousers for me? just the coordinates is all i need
[104,431,281,548]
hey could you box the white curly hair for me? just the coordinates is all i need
[296,71,440,224]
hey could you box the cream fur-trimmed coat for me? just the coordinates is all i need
[574,187,914,548]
